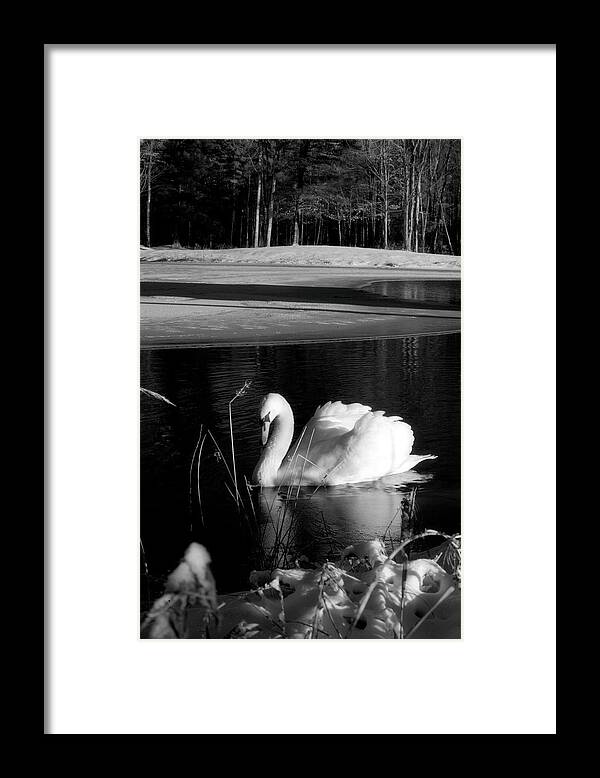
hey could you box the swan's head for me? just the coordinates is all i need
[253,393,295,486]
[258,393,288,446]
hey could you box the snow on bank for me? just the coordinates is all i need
[140,245,461,271]
[141,538,461,640]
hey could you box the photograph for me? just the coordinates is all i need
[47,43,555,734]
[139,138,462,639]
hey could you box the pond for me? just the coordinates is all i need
[140,278,461,311]
[140,333,460,608]
[360,279,461,310]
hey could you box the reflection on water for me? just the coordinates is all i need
[362,279,460,310]
[140,334,460,599]
[256,472,433,566]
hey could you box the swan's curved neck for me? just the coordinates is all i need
[253,400,294,486]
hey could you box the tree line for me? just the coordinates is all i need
[140,139,460,254]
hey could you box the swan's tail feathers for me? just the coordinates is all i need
[397,454,438,473]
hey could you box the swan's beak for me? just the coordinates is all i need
[260,412,271,446]
[261,421,271,446]
[260,423,269,446]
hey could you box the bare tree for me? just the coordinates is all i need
[139,139,460,254]
[253,143,263,248]
[292,140,310,246]
[265,142,281,248]
[140,140,165,247]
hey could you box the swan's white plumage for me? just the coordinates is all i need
[252,393,436,487]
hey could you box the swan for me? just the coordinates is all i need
[252,393,437,487]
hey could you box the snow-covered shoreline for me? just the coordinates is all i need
[140,244,461,272]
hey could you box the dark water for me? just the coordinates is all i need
[140,333,460,605]
[141,279,460,311]
[361,279,460,310]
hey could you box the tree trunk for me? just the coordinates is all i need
[371,180,377,248]
[245,174,250,247]
[404,159,411,252]
[253,146,263,248]
[266,173,276,247]
[145,140,154,247]
[415,171,423,253]
[146,180,152,247]
[409,150,417,251]
[404,188,410,249]
[440,201,454,254]
[292,140,310,246]
[383,184,389,249]
[382,141,389,250]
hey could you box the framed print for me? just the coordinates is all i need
[46,44,556,734]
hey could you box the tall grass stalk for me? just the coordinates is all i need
[196,432,207,528]
[206,430,237,488]
[321,591,344,638]
[347,578,380,637]
[228,379,252,508]
[388,529,458,563]
[140,387,177,407]
[140,538,151,613]
[269,425,307,511]
[140,538,149,576]
[309,566,327,639]
[295,429,315,499]
[189,424,206,532]
[228,401,240,507]
[244,477,258,525]
[381,499,405,553]
[398,549,408,638]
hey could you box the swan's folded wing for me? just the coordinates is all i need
[284,401,373,472]
[312,400,373,420]
[296,401,372,451]
[306,401,373,440]
[325,412,416,484]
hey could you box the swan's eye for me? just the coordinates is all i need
[260,412,271,425]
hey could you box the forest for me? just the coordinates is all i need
[140,139,461,255]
